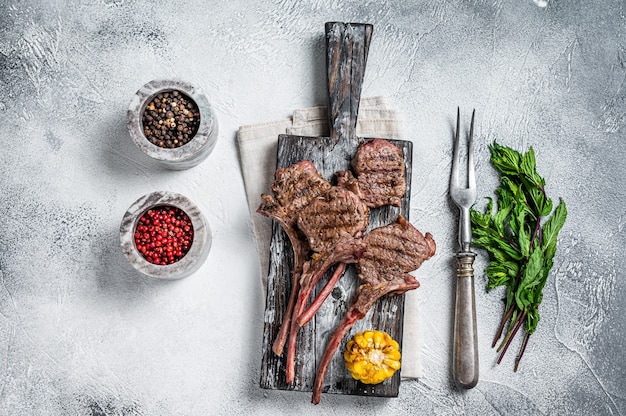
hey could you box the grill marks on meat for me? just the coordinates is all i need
[358,215,436,288]
[257,161,332,356]
[297,185,370,253]
[285,185,370,383]
[268,160,333,217]
[351,139,406,208]
[311,216,435,404]
[258,161,332,270]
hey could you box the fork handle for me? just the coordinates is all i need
[453,252,479,389]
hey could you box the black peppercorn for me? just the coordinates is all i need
[141,90,200,149]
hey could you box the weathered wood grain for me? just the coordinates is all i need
[326,21,372,144]
[260,22,413,399]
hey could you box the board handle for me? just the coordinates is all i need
[325,22,373,143]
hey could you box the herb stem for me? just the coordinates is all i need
[496,311,516,353]
[514,332,531,372]
[497,310,526,364]
[529,219,541,251]
[493,305,515,347]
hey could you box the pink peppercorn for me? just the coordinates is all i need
[134,205,194,265]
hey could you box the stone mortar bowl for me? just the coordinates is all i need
[127,79,218,170]
[120,191,211,279]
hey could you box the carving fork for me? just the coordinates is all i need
[450,108,479,389]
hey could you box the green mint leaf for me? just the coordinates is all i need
[541,197,554,217]
[470,201,493,229]
[515,248,544,310]
[513,204,530,257]
[493,199,512,237]
[501,177,522,201]
[526,307,540,334]
[521,147,546,187]
[542,199,568,260]
[520,147,537,179]
[490,142,522,176]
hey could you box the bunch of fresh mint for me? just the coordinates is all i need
[471,141,567,371]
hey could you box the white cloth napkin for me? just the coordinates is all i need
[237,96,421,379]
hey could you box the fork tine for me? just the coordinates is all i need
[451,107,461,187]
[456,106,461,142]
[468,109,476,189]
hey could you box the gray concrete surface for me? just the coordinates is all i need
[0,1,624,415]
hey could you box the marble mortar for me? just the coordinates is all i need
[127,79,218,170]
[120,191,211,279]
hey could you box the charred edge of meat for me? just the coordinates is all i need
[257,194,281,216]
[351,139,405,173]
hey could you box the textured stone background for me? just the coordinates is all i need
[1,1,625,415]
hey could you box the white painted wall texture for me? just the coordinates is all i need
[0,1,625,415]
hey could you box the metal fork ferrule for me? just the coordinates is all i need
[456,251,476,278]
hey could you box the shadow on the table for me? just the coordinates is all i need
[93,225,177,300]
[91,102,202,296]
[98,104,179,183]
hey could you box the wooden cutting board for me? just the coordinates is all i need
[260,22,413,398]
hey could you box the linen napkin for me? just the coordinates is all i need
[237,96,421,379]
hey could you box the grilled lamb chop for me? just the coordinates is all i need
[357,216,436,291]
[284,184,370,383]
[311,216,436,404]
[257,161,332,356]
[297,185,370,253]
[295,182,370,326]
[350,138,406,208]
